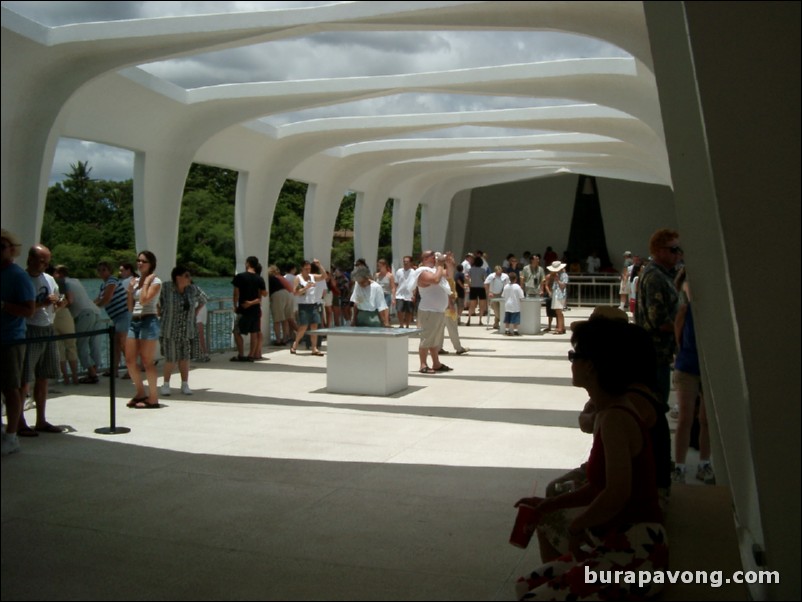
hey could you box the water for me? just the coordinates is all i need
[75,277,238,363]
[79,277,233,307]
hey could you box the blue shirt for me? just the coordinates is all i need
[1,262,36,342]
[674,303,700,376]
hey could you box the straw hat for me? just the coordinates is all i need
[547,260,567,272]
[0,228,23,258]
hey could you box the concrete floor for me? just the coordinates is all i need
[2,308,722,601]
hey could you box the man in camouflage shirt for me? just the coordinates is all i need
[636,228,682,491]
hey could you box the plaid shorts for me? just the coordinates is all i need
[24,324,60,382]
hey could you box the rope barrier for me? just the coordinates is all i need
[8,325,130,435]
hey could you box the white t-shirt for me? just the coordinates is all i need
[295,274,318,304]
[394,267,415,301]
[28,272,59,327]
[484,271,510,295]
[416,267,450,312]
[502,283,525,312]
[350,281,388,311]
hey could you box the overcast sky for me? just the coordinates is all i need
[4,1,629,184]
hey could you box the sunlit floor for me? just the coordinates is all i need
[2,308,722,601]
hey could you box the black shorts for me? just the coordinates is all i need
[396,300,415,314]
[469,287,487,301]
[237,310,261,334]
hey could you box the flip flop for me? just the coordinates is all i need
[311,351,325,356]
[34,422,64,433]
[78,375,99,384]
[419,367,437,374]
[434,364,453,372]
[17,425,39,437]
[127,396,148,408]
[134,401,160,409]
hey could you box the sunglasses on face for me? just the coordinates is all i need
[568,350,590,363]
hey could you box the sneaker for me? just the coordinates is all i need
[696,464,716,485]
[671,467,686,484]
[180,383,193,395]
[1,433,21,456]
[159,383,171,396]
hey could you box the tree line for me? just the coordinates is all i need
[41,161,410,278]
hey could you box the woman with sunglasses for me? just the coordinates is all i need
[158,266,207,396]
[513,318,667,600]
[125,250,162,408]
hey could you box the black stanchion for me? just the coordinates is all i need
[95,325,130,435]
[16,325,131,435]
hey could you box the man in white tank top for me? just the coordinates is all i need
[416,251,454,374]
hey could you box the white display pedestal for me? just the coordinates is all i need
[314,327,421,396]
[520,297,543,335]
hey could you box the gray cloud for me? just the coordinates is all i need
[50,139,134,185]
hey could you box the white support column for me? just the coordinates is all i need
[391,198,418,262]
[354,191,390,268]
[418,188,454,253]
[132,150,191,272]
[303,181,346,268]
[234,170,283,272]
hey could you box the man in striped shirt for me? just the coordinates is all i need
[96,261,130,377]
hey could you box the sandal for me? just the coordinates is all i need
[127,396,147,408]
[134,401,160,409]
[311,350,324,356]
[17,425,39,437]
[419,367,437,374]
[434,364,453,372]
[289,346,297,355]
[78,375,99,384]
[34,422,64,434]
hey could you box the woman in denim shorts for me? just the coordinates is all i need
[125,250,162,408]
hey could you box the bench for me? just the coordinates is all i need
[659,484,749,600]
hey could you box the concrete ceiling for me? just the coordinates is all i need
[1,1,669,266]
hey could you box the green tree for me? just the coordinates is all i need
[377,198,394,265]
[269,179,307,269]
[43,162,136,276]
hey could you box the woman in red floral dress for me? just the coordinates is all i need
[513,319,668,600]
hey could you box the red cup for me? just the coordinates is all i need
[509,504,537,548]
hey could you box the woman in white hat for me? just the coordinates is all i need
[547,261,568,334]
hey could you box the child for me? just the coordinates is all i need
[502,272,525,335]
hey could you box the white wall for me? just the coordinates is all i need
[461,174,677,267]
[645,2,800,599]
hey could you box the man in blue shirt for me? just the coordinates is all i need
[1,229,36,455]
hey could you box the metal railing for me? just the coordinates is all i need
[565,274,622,307]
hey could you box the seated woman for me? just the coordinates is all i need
[514,318,667,600]
[350,266,390,327]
